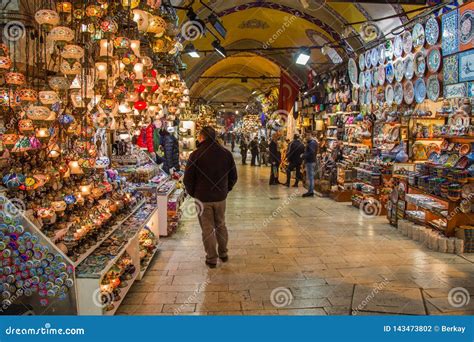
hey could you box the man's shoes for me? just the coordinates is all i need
[219,256,229,263]
[302,192,314,197]
[205,261,217,269]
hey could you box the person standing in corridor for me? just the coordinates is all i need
[268,134,281,185]
[183,127,238,268]
[240,135,248,165]
[250,137,260,166]
[285,134,305,187]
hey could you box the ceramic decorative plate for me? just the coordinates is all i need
[371,87,378,105]
[385,39,394,60]
[372,68,379,87]
[425,16,439,46]
[444,83,467,98]
[442,9,459,55]
[427,75,440,101]
[412,23,425,49]
[378,64,385,85]
[402,31,413,54]
[414,51,426,77]
[348,58,358,85]
[385,84,394,106]
[427,48,441,73]
[443,54,459,85]
[378,44,386,65]
[352,87,359,104]
[359,54,365,71]
[394,35,403,58]
[366,88,371,104]
[459,9,474,47]
[365,50,372,69]
[385,62,394,83]
[404,55,415,80]
[403,80,414,104]
[359,71,365,87]
[394,82,403,105]
[394,59,404,82]
[458,49,474,82]
[371,48,379,67]
[365,70,372,89]
[414,78,427,103]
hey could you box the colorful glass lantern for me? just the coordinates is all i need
[56,2,72,13]
[2,133,19,149]
[0,88,20,107]
[12,136,33,153]
[134,100,147,111]
[26,106,51,121]
[99,39,113,57]
[18,119,34,132]
[5,72,25,85]
[100,17,118,35]
[130,40,141,57]
[147,15,167,36]
[68,160,83,175]
[47,143,61,158]
[113,37,131,50]
[49,76,70,91]
[133,10,150,32]
[122,0,140,8]
[147,0,162,9]
[0,56,12,70]
[39,91,60,105]
[16,88,38,102]
[85,5,103,17]
[35,9,60,27]
[60,60,81,76]
[61,45,84,60]
[49,26,74,43]
[35,128,51,141]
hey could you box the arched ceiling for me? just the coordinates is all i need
[178,0,429,106]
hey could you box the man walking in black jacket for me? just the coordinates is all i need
[285,134,305,187]
[183,127,238,268]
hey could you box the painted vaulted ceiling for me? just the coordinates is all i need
[174,0,458,109]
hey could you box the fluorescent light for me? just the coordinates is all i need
[208,13,227,39]
[251,90,257,95]
[296,49,311,65]
[188,51,200,58]
[212,40,226,58]
[185,43,200,58]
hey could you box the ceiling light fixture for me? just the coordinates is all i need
[212,40,227,58]
[208,13,227,39]
[185,43,200,58]
[296,48,311,66]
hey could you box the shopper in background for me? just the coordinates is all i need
[250,137,260,166]
[259,138,269,166]
[268,134,282,185]
[240,136,248,165]
[183,126,238,268]
[231,133,235,152]
[302,132,318,197]
[285,134,305,187]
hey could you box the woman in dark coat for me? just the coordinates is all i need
[268,134,282,185]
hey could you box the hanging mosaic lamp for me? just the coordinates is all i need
[35,9,60,31]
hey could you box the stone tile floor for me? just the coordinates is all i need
[119,162,474,316]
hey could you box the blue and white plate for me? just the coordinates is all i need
[386,62,394,83]
[359,71,365,88]
[414,51,426,77]
[371,48,379,67]
[412,23,425,49]
[394,82,403,105]
[403,80,414,104]
[378,44,386,65]
[378,64,385,86]
[348,58,358,85]
[394,35,403,58]
[385,84,394,106]
[426,75,440,101]
[414,78,426,104]
[394,59,404,82]
[359,54,365,71]
[365,70,372,89]
[385,40,394,61]
[372,68,378,87]
[404,55,415,80]
[402,31,413,55]
[365,50,372,69]
[425,16,439,46]
[427,48,441,73]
